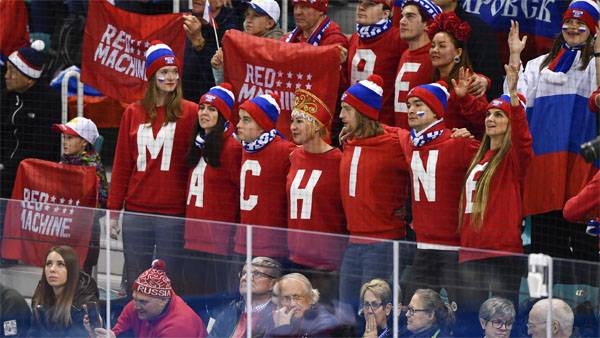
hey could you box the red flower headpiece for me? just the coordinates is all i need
[427,12,471,43]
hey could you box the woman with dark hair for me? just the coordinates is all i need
[428,12,488,139]
[108,41,198,295]
[184,83,242,295]
[405,288,454,338]
[457,58,533,335]
[30,246,99,337]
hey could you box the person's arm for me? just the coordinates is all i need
[506,63,533,178]
[183,14,206,52]
[594,21,600,87]
[507,20,527,69]
[564,171,600,222]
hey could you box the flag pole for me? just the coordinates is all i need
[211,16,220,50]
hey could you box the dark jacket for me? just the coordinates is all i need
[0,284,31,337]
[182,7,240,102]
[209,299,276,338]
[403,325,451,338]
[0,77,61,198]
[265,305,344,338]
[29,272,99,338]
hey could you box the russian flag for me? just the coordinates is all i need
[202,0,218,29]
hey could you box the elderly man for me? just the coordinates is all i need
[94,260,207,338]
[527,298,574,338]
[209,257,282,338]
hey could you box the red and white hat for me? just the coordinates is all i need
[486,93,526,118]
[133,259,173,298]
[145,40,180,80]
[240,93,281,131]
[292,0,328,13]
[341,74,384,121]
[563,0,600,34]
[8,40,46,79]
[407,81,450,118]
[52,117,100,145]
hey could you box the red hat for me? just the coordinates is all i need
[239,93,281,131]
[407,81,450,118]
[133,259,172,298]
[293,0,328,13]
[292,89,332,126]
[144,40,181,80]
[486,93,526,118]
[342,74,384,121]
[199,83,236,121]
[563,0,600,34]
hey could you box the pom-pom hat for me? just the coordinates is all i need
[240,93,281,131]
[293,0,328,13]
[133,259,172,298]
[293,89,332,126]
[145,40,180,80]
[486,93,526,119]
[407,81,450,118]
[563,0,600,34]
[8,40,46,79]
[342,74,384,120]
[402,0,442,21]
[52,117,100,145]
[199,83,236,121]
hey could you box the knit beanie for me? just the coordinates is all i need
[199,83,236,121]
[145,40,180,80]
[239,93,281,131]
[486,93,527,118]
[8,40,46,79]
[133,259,172,298]
[293,0,328,13]
[401,0,442,21]
[341,74,384,121]
[407,81,450,118]
[293,89,332,126]
[563,0,600,34]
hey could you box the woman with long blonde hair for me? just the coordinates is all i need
[456,59,533,336]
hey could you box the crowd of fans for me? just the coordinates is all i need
[1,0,600,337]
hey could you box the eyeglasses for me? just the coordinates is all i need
[279,294,305,305]
[406,306,430,316]
[362,302,383,311]
[238,270,275,280]
[486,319,514,329]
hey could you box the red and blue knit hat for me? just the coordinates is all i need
[486,93,526,118]
[293,0,328,13]
[240,93,281,131]
[563,0,600,34]
[199,83,236,121]
[342,74,384,120]
[407,81,449,118]
[401,0,442,21]
[145,40,180,79]
[8,40,46,79]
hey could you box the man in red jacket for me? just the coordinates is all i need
[94,260,207,338]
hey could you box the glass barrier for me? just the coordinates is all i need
[1,197,599,337]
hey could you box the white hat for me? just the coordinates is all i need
[247,0,280,23]
[52,117,99,145]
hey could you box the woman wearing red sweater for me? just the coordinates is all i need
[184,83,242,295]
[457,62,533,336]
[338,74,409,313]
[286,88,347,303]
[108,41,198,295]
[428,12,488,139]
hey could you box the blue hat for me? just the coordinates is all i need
[400,0,442,21]
[240,93,281,130]
[342,74,384,120]
[563,0,600,34]
[407,81,449,118]
[199,83,236,121]
[145,40,180,79]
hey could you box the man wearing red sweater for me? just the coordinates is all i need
[95,260,207,338]
[394,0,441,129]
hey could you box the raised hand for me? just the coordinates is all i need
[211,48,224,69]
[451,67,472,98]
[508,20,527,55]
[362,312,378,338]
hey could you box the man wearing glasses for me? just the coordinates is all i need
[527,298,574,338]
[209,257,282,338]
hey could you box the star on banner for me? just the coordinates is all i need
[307,73,313,81]
[297,73,303,80]
[59,197,65,204]
[306,83,312,90]
[277,71,283,78]
[295,83,302,89]
[50,195,56,203]
[287,72,293,79]
[286,82,292,89]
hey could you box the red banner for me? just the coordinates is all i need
[223,30,340,140]
[0,0,29,59]
[81,0,186,103]
[1,159,98,267]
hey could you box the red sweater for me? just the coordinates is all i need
[184,133,242,255]
[348,28,407,126]
[340,126,409,243]
[460,103,533,262]
[564,171,600,222]
[113,293,207,338]
[234,136,296,257]
[286,147,347,270]
[398,123,480,248]
[589,87,600,113]
[445,85,488,140]
[394,44,434,129]
[108,100,198,215]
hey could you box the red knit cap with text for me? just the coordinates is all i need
[133,259,172,298]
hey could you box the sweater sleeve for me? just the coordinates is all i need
[112,302,135,336]
[589,87,600,113]
[508,102,533,180]
[564,171,600,222]
[107,106,136,210]
[452,91,488,135]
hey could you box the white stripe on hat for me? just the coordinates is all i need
[212,85,235,101]
[145,43,173,59]
[359,80,383,96]
[8,52,42,79]
[259,94,281,115]
[428,82,450,99]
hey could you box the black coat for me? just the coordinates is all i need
[209,299,276,338]
[0,77,61,198]
[0,283,31,337]
[265,305,345,338]
[29,272,99,338]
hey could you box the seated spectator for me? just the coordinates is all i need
[527,298,574,338]
[359,279,393,338]
[52,117,108,275]
[93,260,207,338]
[0,282,31,337]
[478,297,515,338]
[267,273,343,337]
[405,289,454,338]
[211,0,283,84]
[29,246,99,338]
[209,256,281,338]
